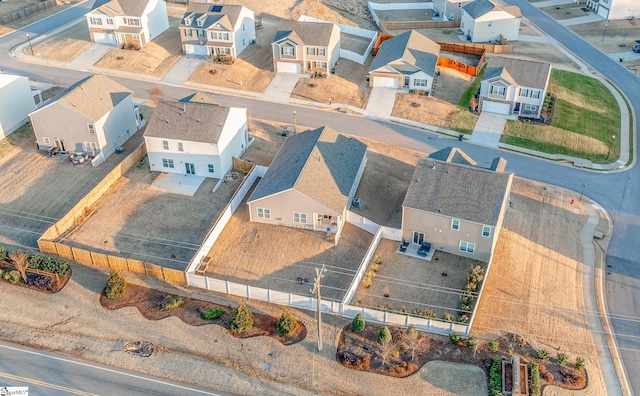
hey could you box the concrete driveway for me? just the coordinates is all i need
[161,56,207,85]
[66,43,111,71]
[365,87,399,117]
[469,111,509,147]
[263,73,300,102]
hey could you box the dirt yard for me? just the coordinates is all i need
[541,3,590,20]
[571,19,640,69]
[432,67,473,104]
[30,21,91,62]
[392,93,477,133]
[291,57,373,108]
[243,118,290,166]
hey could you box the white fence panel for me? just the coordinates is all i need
[380,226,402,241]
[368,1,433,11]
[291,293,313,307]
[368,2,381,27]
[407,316,430,328]
[187,273,207,288]
[346,210,380,234]
[385,311,408,327]
[363,307,386,323]
[341,304,362,319]
[340,49,366,64]
[342,227,382,304]
[227,281,248,297]
[270,290,290,305]
[207,277,228,294]
[249,286,269,302]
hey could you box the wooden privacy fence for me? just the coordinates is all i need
[436,42,487,76]
[0,0,57,25]
[381,20,459,32]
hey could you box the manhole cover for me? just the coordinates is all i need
[123,341,154,357]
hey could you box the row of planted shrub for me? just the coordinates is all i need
[0,246,71,278]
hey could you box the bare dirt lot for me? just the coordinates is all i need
[570,19,640,71]
[202,181,374,302]
[243,118,290,166]
[431,67,473,104]
[31,21,91,62]
[541,3,590,20]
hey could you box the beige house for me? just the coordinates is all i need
[247,126,367,243]
[401,148,513,262]
[272,20,340,75]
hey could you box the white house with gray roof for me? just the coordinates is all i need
[272,20,340,75]
[86,0,169,48]
[479,56,552,118]
[179,4,255,60]
[247,126,367,244]
[368,30,440,91]
[29,75,140,162]
[401,147,513,263]
[143,94,248,179]
[0,74,38,140]
[460,0,521,43]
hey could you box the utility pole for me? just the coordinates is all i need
[26,34,33,55]
[293,110,297,134]
[579,183,587,201]
[311,265,326,352]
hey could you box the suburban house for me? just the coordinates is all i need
[143,95,248,179]
[586,0,638,20]
[272,20,340,74]
[247,126,367,243]
[179,4,255,60]
[29,75,140,161]
[401,147,513,263]
[460,0,521,43]
[368,30,440,91]
[433,0,474,21]
[479,56,552,118]
[86,0,170,48]
[0,74,39,139]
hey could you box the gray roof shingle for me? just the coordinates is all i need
[483,56,551,89]
[143,100,230,144]
[370,30,440,76]
[403,148,512,225]
[100,0,150,17]
[463,0,521,19]
[248,126,367,213]
[274,20,336,47]
[180,4,245,31]
[55,75,132,122]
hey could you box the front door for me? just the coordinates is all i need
[185,163,195,175]
[53,138,65,151]
[404,76,410,87]
[412,231,424,245]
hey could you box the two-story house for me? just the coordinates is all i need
[29,75,140,162]
[0,74,38,139]
[179,4,255,60]
[143,94,248,179]
[86,0,170,48]
[460,0,521,43]
[586,0,638,20]
[401,147,513,263]
[272,20,340,74]
[433,0,474,21]
[479,56,552,118]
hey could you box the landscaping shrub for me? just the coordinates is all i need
[351,314,365,333]
[424,309,436,319]
[277,310,298,335]
[557,352,568,365]
[457,314,469,323]
[161,295,188,311]
[575,357,585,370]
[362,276,372,288]
[530,363,541,396]
[467,335,478,348]
[374,255,382,265]
[3,270,21,284]
[405,324,418,341]
[487,340,499,352]
[201,307,226,320]
[9,251,29,282]
[443,312,453,322]
[489,355,502,395]
[230,303,254,334]
[104,270,127,299]
[0,246,7,261]
[379,326,392,344]
[449,332,462,345]
[544,371,554,382]
[536,349,549,361]
[27,254,70,275]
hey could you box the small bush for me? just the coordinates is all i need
[467,335,478,348]
[230,303,254,334]
[104,270,127,299]
[575,357,585,370]
[449,332,462,345]
[277,310,298,335]
[398,306,408,314]
[487,340,499,352]
[379,326,392,343]
[557,352,568,365]
[27,254,70,276]
[443,312,453,322]
[424,309,436,319]
[530,363,541,396]
[489,355,502,395]
[161,295,187,311]
[536,349,549,361]
[457,314,469,323]
[3,270,21,284]
[374,255,382,265]
[362,276,372,288]
[0,246,7,261]
[201,307,226,320]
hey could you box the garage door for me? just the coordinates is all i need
[373,76,398,89]
[482,101,510,115]
[93,32,116,44]
[277,62,301,74]
[597,6,609,19]
[184,44,208,56]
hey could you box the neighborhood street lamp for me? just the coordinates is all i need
[26,34,33,55]
[293,110,297,134]
[602,23,608,42]
[579,183,587,202]
[606,134,616,160]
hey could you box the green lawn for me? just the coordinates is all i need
[458,64,486,108]
[500,69,620,163]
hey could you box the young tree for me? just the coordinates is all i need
[104,270,127,299]
[400,325,430,361]
[277,310,298,335]
[9,251,29,282]
[375,338,396,367]
[351,313,365,333]
[379,326,392,344]
[149,86,164,104]
[230,303,254,334]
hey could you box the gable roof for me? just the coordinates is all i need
[403,148,512,226]
[463,0,521,19]
[248,126,367,213]
[482,56,551,89]
[179,92,218,105]
[274,20,337,47]
[95,0,150,17]
[49,75,132,122]
[427,147,476,166]
[370,30,440,76]
[181,4,246,30]
[143,101,231,144]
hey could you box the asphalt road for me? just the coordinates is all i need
[0,340,233,395]
[1,1,640,394]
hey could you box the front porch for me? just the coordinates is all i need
[397,241,436,261]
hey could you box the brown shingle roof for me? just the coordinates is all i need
[483,56,551,89]
[56,75,132,122]
[274,20,336,47]
[98,0,150,17]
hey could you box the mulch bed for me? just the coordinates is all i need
[0,262,71,293]
[100,283,306,345]
[337,324,587,392]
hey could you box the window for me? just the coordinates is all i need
[414,78,427,87]
[459,241,475,253]
[451,219,460,230]
[162,158,175,168]
[43,137,51,144]
[216,47,230,55]
[488,21,492,27]
[185,17,192,26]
[307,47,316,55]
[177,142,184,152]
[210,32,229,40]
[532,90,541,99]
[293,212,307,223]
[162,140,169,150]
[197,30,205,38]
[208,164,214,173]
[87,124,95,134]
[524,104,538,112]
[257,208,271,219]
[132,34,140,41]
[282,47,294,56]
[316,61,327,69]
[186,29,193,37]
[90,17,102,26]
[106,18,113,25]
[482,226,491,238]
[197,19,204,27]
[490,85,506,96]
[84,141,97,151]
[318,48,325,56]
[242,23,245,31]
[125,18,140,26]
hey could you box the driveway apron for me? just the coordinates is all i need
[365,87,398,118]
[263,74,300,102]
[469,112,508,147]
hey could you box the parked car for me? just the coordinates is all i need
[633,44,640,53]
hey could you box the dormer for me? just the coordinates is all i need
[184,12,196,26]
[197,14,207,27]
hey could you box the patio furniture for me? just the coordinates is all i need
[399,239,409,253]
[417,242,431,257]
